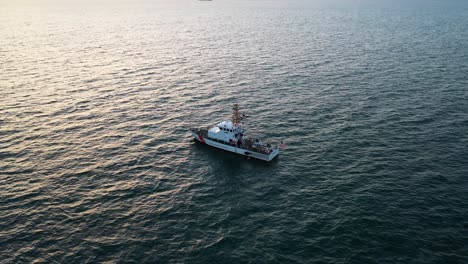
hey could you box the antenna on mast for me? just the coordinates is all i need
[232,104,240,125]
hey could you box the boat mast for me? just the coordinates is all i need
[232,104,241,125]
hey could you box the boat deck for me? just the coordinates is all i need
[194,128,208,137]
[190,128,275,155]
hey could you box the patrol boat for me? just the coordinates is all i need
[190,104,280,161]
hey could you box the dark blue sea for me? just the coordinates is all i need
[1,0,468,263]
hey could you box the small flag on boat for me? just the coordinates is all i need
[280,141,286,148]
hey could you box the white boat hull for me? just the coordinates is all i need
[191,131,279,161]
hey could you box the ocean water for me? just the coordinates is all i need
[1,0,468,263]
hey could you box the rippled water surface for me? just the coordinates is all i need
[1,0,468,263]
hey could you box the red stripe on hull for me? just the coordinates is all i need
[198,134,206,144]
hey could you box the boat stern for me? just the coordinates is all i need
[267,148,280,161]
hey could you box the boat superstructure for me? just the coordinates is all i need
[190,104,280,161]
